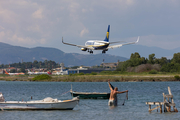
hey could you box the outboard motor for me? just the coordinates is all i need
[0,92,5,102]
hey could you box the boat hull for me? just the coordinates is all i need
[0,97,79,111]
[70,91,110,99]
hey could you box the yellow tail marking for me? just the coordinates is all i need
[106,32,109,39]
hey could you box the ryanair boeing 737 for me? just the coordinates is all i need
[62,25,139,54]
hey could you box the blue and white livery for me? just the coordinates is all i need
[62,25,139,54]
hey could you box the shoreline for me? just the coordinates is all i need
[0,75,180,82]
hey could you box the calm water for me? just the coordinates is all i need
[0,81,180,120]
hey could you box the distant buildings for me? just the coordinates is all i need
[0,61,119,75]
[100,62,118,68]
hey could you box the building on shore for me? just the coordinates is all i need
[100,62,118,68]
[68,67,115,75]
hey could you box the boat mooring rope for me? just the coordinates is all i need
[59,90,70,96]
[122,92,128,105]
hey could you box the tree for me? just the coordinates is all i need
[172,53,180,64]
[158,57,168,66]
[130,52,141,59]
[161,63,180,72]
[140,57,147,64]
[20,68,26,73]
[10,69,16,73]
[148,54,155,64]
[129,52,142,67]
[117,52,146,71]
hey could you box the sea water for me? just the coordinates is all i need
[0,81,180,120]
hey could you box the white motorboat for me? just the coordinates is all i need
[0,93,79,110]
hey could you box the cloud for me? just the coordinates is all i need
[11,34,37,44]
[80,28,89,37]
[0,26,5,30]
[39,38,46,44]
[139,34,180,50]
[0,8,17,24]
[32,8,43,19]
[0,31,5,40]
[27,25,41,33]
[0,0,180,53]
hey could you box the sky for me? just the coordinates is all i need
[0,0,180,56]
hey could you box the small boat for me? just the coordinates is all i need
[70,90,110,99]
[0,92,79,110]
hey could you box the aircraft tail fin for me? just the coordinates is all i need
[4,70,9,75]
[104,25,110,42]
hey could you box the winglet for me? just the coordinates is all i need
[135,36,140,43]
[62,37,64,43]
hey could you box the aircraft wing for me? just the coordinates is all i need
[62,37,94,50]
[109,41,125,44]
[107,36,139,49]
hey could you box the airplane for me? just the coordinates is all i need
[27,69,35,75]
[62,25,139,54]
[27,69,51,75]
[4,70,25,75]
[54,71,68,75]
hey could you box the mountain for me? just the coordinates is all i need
[108,44,180,59]
[1,42,179,66]
[0,42,127,66]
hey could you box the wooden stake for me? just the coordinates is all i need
[149,105,151,112]
[168,86,178,112]
[160,104,162,113]
[149,106,160,112]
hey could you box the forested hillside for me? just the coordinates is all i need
[117,52,180,73]
[0,42,127,66]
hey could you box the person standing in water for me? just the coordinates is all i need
[108,80,128,106]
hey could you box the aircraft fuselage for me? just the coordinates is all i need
[85,40,109,50]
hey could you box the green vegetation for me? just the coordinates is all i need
[0,74,179,82]
[174,75,180,80]
[1,52,180,75]
[99,71,125,75]
[90,72,97,75]
[149,69,158,74]
[116,52,180,74]
[69,72,97,76]
[0,60,59,70]
[1,52,180,82]
[32,74,52,81]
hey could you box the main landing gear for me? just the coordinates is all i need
[102,50,107,54]
[88,50,93,54]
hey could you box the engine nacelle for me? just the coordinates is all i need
[81,48,87,51]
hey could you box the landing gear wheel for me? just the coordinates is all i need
[102,50,106,54]
[90,51,93,54]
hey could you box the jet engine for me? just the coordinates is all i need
[81,48,87,51]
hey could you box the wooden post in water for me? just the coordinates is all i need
[162,93,167,112]
[168,87,178,112]
[146,87,178,113]
[146,102,162,113]
[157,105,158,112]
[160,104,162,113]
[149,105,151,112]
